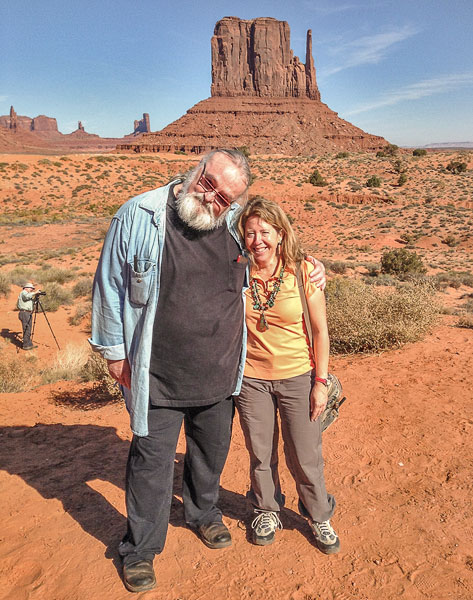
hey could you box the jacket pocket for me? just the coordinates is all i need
[128,259,156,306]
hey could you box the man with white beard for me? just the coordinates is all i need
[90,149,325,593]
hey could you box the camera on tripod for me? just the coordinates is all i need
[34,291,46,297]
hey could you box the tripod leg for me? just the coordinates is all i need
[36,299,61,350]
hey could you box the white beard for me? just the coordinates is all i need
[176,191,227,231]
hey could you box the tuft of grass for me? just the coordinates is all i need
[36,267,76,285]
[41,343,90,384]
[40,283,73,311]
[72,276,93,298]
[68,301,92,326]
[457,315,473,329]
[0,272,11,297]
[0,350,38,392]
[326,277,439,354]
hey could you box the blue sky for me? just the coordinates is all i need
[1,0,472,147]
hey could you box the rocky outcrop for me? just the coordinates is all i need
[118,17,387,156]
[31,115,58,132]
[211,17,320,100]
[0,106,58,134]
[0,107,121,153]
[133,113,150,134]
[117,96,386,155]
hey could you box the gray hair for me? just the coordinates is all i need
[174,148,251,204]
[201,148,251,189]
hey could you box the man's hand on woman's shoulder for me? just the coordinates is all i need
[305,256,326,290]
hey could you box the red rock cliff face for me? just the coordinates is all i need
[117,17,388,155]
[211,17,320,100]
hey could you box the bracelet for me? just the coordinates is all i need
[315,376,328,387]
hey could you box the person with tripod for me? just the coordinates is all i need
[17,282,41,350]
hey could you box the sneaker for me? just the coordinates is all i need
[251,510,282,546]
[309,519,340,554]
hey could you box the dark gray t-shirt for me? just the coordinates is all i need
[149,186,246,406]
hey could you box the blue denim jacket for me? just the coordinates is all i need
[89,182,248,436]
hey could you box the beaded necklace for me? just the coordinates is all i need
[250,265,285,332]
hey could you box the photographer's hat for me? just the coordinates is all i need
[23,282,35,289]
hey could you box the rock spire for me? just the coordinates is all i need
[211,17,320,100]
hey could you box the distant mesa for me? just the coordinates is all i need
[0,105,59,135]
[0,106,148,153]
[118,16,387,155]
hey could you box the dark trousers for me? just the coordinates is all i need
[18,310,33,349]
[119,397,234,565]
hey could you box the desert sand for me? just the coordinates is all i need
[1,150,472,599]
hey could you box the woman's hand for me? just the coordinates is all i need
[305,256,326,290]
[310,382,328,421]
[107,358,131,389]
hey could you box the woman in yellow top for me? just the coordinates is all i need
[235,197,339,554]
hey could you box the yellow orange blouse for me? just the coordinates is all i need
[244,260,317,380]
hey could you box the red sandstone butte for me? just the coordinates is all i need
[118,16,387,155]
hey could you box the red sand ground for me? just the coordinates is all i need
[1,151,473,599]
[1,299,472,599]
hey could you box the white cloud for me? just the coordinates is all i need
[345,73,473,115]
[322,25,419,76]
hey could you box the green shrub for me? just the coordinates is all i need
[326,277,438,354]
[413,149,427,157]
[335,152,349,159]
[398,173,408,186]
[366,175,381,188]
[393,159,407,174]
[377,144,399,158]
[442,234,458,247]
[446,160,467,174]
[309,169,328,187]
[237,146,251,158]
[381,248,426,278]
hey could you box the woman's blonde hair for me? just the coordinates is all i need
[238,197,305,268]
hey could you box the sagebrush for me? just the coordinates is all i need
[326,277,439,354]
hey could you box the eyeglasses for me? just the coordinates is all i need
[197,166,232,208]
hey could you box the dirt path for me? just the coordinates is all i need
[1,318,472,600]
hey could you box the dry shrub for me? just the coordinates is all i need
[41,343,90,384]
[40,282,73,311]
[0,350,38,392]
[326,277,439,354]
[0,272,10,297]
[72,276,93,298]
[81,351,123,403]
[68,301,92,326]
[457,315,473,329]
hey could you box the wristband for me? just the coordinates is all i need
[315,376,328,387]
